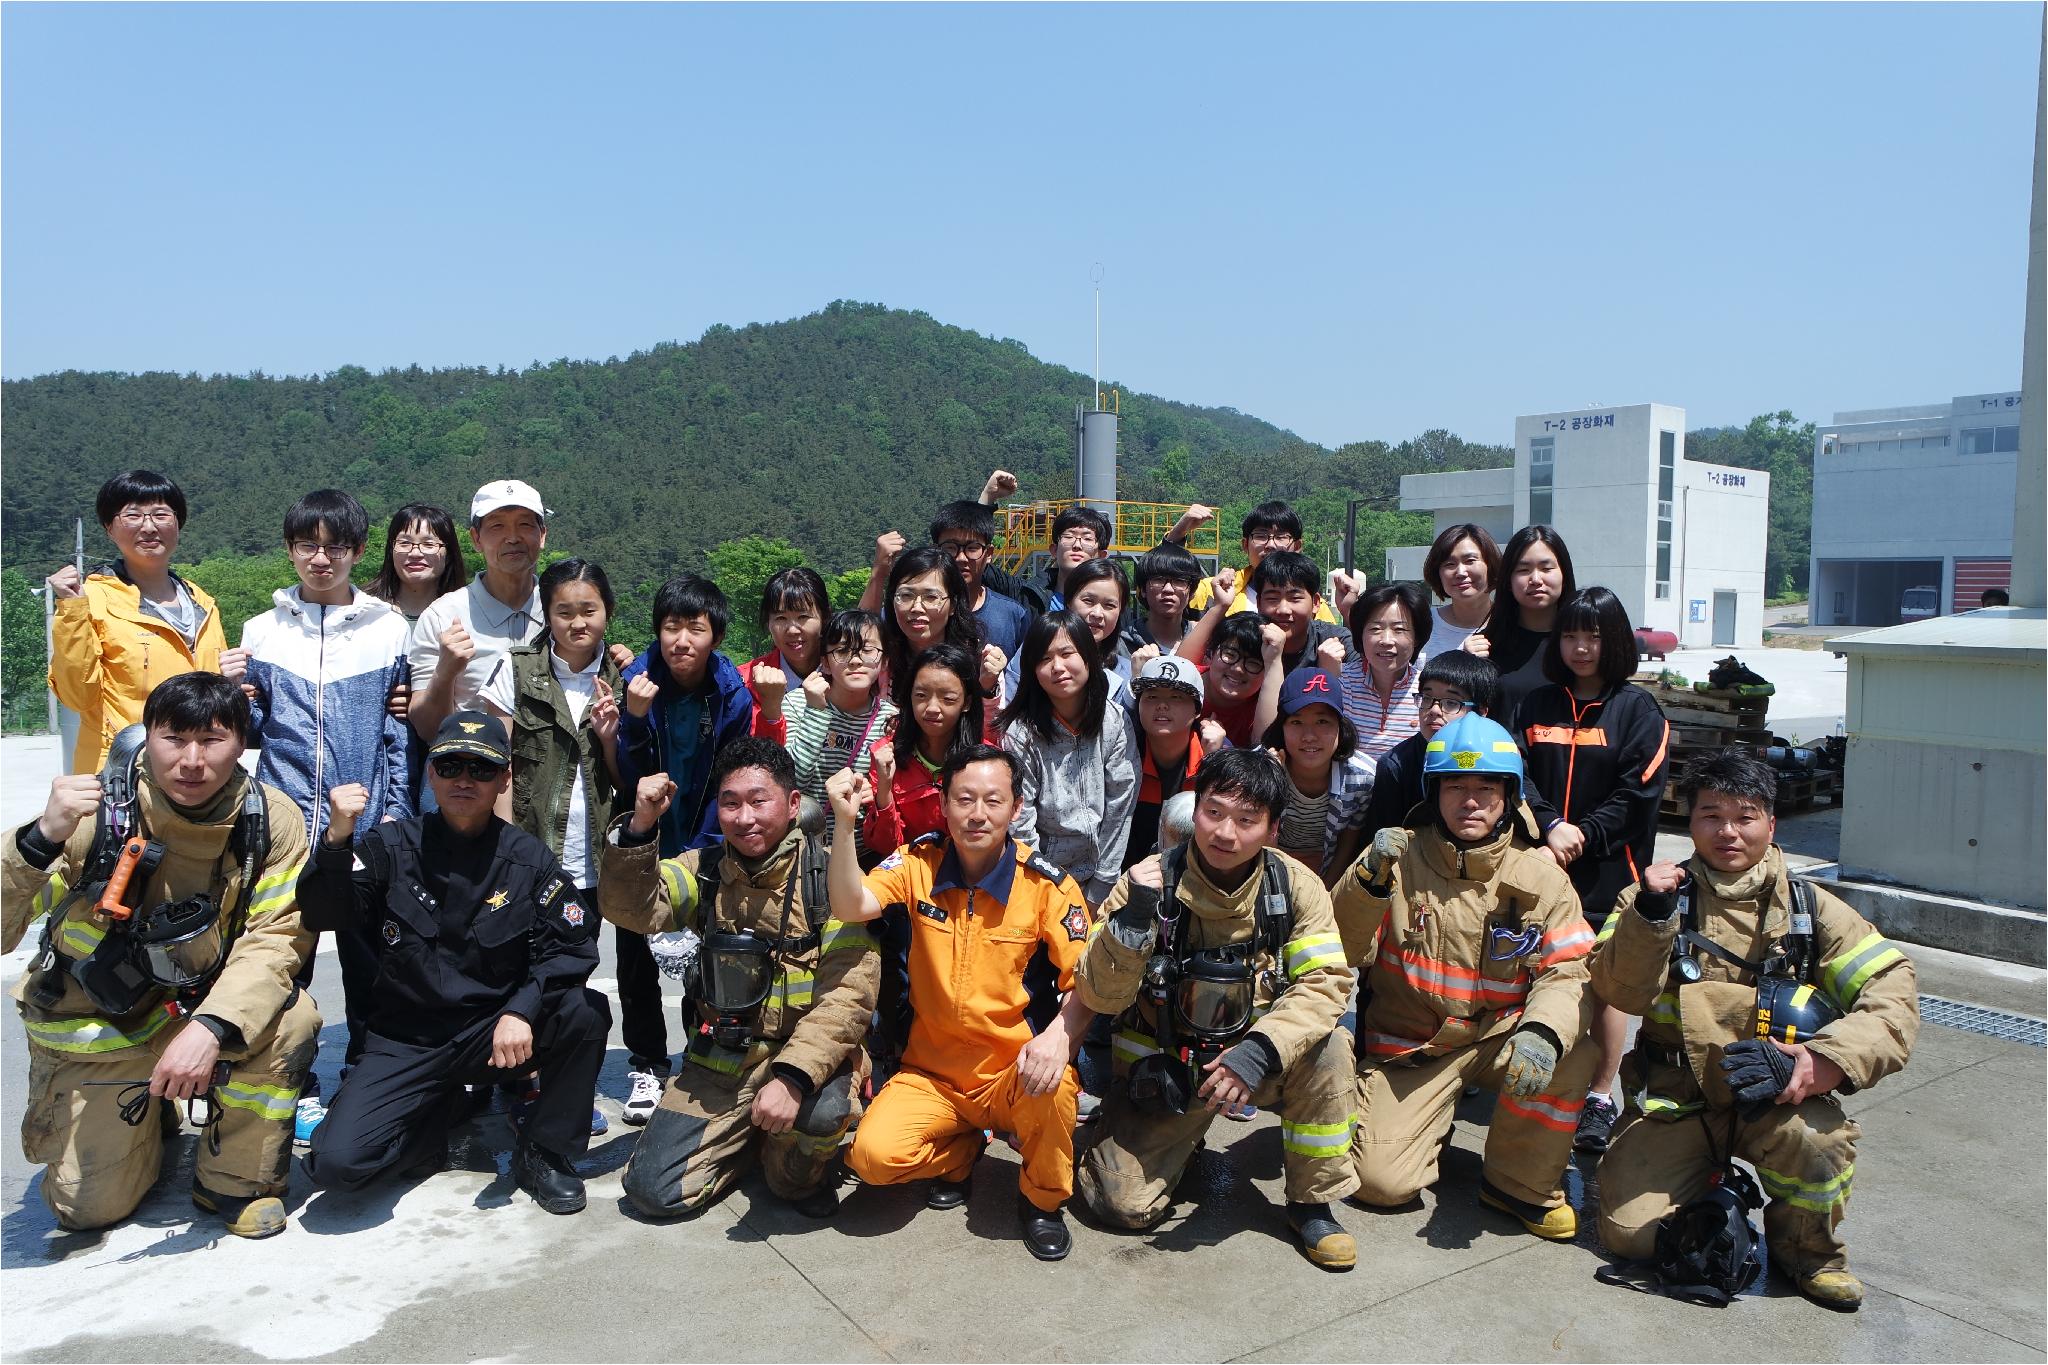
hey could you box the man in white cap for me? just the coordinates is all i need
[407,480,550,743]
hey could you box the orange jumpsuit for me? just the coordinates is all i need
[846,834,1089,1211]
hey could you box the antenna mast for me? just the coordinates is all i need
[1091,262,1105,410]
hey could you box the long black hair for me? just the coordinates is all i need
[997,610,1109,743]
[892,642,986,766]
[881,546,981,685]
[366,503,467,604]
[1481,524,1577,652]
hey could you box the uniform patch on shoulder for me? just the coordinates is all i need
[562,902,585,927]
[537,876,568,909]
[910,830,944,848]
[1024,851,1066,883]
[1061,904,1089,942]
[878,849,907,871]
[381,920,400,946]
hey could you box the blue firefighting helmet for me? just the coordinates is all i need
[1423,713,1525,807]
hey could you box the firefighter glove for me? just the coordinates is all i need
[1362,827,1411,891]
[1501,1027,1560,1098]
[1720,1038,1794,1120]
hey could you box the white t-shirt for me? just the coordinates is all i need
[409,578,544,715]
[1428,605,1486,661]
[483,644,601,888]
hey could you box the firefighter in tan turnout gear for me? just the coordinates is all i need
[3,674,319,1238]
[1591,749,1919,1311]
[1333,712,1598,1239]
[601,738,879,1219]
[1075,748,1360,1269]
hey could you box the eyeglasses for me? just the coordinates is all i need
[892,590,949,610]
[392,537,444,555]
[431,755,505,781]
[1211,648,1266,675]
[1414,694,1471,717]
[1247,530,1297,545]
[935,539,990,560]
[1055,530,1099,549]
[828,646,884,664]
[289,540,357,561]
[115,509,178,529]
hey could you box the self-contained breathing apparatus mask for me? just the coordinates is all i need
[1126,847,1291,1118]
[31,725,265,1019]
[1597,1158,1766,1306]
[689,836,829,1050]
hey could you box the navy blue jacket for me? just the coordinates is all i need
[618,647,755,855]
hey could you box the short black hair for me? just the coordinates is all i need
[1677,749,1777,813]
[1422,523,1501,604]
[1417,649,1500,715]
[652,573,730,641]
[1347,581,1433,659]
[539,558,616,616]
[1241,500,1301,542]
[1136,542,1202,593]
[1051,505,1112,552]
[709,736,799,796]
[824,607,885,658]
[1209,612,1267,663]
[1250,550,1322,599]
[1543,586,1637,689]
[930,500,996,545]
[939,742,1021,798]
[1981,587,2011,608]
[997,610,1110,742]
[143,672,251,744]
[96,470,187,529]
[282,489,369,550]
[1261,706,1359,764]
[1193,746,1289,823]
[758,566,830,630]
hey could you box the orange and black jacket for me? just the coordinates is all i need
[1516,681,1669,919]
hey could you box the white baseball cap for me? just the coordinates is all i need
[470,479,551,522]
[1134,654,1205,706]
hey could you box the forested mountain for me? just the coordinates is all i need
[1,302,1507,598]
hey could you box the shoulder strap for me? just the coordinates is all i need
[696,843,726,935]
[799,836,830,931]
[1255,848,1293,955]
[1787,877,1820,984]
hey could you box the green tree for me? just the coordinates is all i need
[705,535,804,661]
[2,569,49,732]
[1687,411,1816,595]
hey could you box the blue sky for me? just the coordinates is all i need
[3,3,2038,448]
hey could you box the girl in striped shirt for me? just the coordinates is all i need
[789,608,897,846]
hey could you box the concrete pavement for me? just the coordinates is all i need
[3,740,2042,1363]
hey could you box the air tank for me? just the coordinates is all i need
[1078,406,1118,514]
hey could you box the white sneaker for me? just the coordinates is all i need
[294,1095,328,1144]
[623,1069,664,1125]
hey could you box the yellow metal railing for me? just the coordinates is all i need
[993,499,1223,576]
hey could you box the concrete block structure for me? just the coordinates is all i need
[1809,392,2024,626]
[1389,402,1769,648]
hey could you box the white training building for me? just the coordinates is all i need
[1808,391,2023,627]
[1387,402,1770,648]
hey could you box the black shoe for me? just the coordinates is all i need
[791,1182,842,1220]
[926,1171,972,1210]
[1573,1094,1618,1154]
[514,1141,587,1215]
[1018,1195,1071,1261]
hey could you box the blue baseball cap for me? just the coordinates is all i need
[1277,666,1342,717]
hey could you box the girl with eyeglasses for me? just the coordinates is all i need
[365,503,468,625]
[789,609,897,840]
[1358,649,1501,840]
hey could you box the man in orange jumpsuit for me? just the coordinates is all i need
[825,743,1092,1261]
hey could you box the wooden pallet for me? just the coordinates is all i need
[1661,766,1840,819]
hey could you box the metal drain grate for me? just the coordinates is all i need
[1919,995,2046,1047]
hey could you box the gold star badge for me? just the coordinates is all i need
[485,889,510,910]
[460,721,484,734]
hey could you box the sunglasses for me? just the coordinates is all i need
[431,755,505,782]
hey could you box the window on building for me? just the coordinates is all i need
[1996,425,2020,453]
[1530,437,1554,525]
[1962,426,2018,455]
[1655,431,1674,599]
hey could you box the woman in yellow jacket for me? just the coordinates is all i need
[46,471,226,773]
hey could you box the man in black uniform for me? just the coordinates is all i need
[298,710,609,1213]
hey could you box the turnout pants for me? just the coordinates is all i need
[1598,1098,1860,1279]
[849,1060,1079,1212]
[303,987,610,1192]
[1351,1027,1598,1210]
[622,1045,869,1218]
[19,991,322,1230]
[1080,1029,1359,1228]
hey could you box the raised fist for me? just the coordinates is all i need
[751,661,788,717]
[1316,636,1348,672]
[625,673,660,719]
[629,774,677,838]
[1259,621,1287,665]
[873,530,906,572]
[38,774,102,846]
[981,469,1019,502]
[824,767,872,825]
[437,618,476,668]
[217,646,251,682]
[326,783,371,846]
[45,565,83,600]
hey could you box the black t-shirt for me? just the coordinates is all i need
[1491,623,1552,726]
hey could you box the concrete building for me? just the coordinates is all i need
[1389,402,1770,648]
[1809,391,2024,627]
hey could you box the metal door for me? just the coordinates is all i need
[1712,592,1738,647]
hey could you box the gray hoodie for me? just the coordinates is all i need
[1002,715,1138,904]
